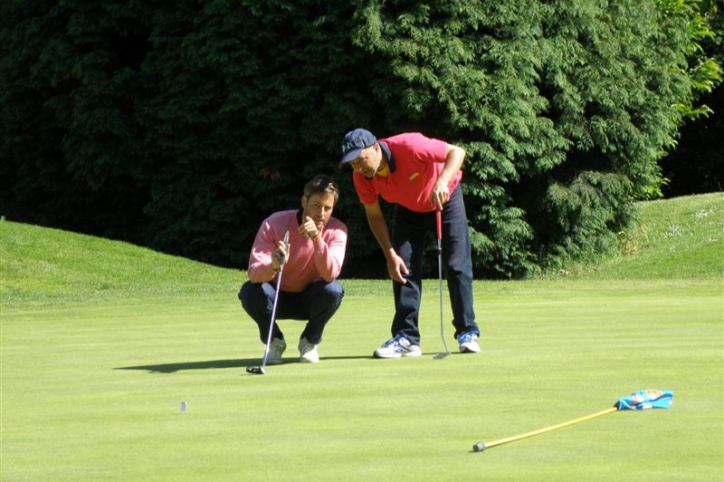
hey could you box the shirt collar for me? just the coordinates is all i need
[379,141,395,173]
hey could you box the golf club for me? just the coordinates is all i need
[433,209,451,360]
[247,230,289,375]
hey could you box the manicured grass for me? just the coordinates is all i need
[545,192,724,280]
[1,193,722,481]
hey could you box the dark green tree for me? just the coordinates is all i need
[350,0,705,276]
[1,0,717,277]
[136,0,371,266]
[0,0,153,240]
[660,0,723,195]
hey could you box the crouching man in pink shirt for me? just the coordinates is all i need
[239,174,348,364]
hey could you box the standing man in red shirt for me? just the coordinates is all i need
[239,174,348,364]
[339,129,480,358]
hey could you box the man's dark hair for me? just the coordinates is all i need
[304,174,340,203]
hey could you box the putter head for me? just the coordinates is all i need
[433,351,451,360]
[246,366,266,375]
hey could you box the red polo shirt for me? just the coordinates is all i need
[352,132,462,213]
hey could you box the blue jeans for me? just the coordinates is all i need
[239,279,344,345]
[391,187,479,344]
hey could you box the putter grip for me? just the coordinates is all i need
[279,231,290,265]
[436,210,442,241]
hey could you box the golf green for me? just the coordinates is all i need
[2,278,721,481]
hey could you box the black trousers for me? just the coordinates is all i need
[239,279,344,345]
[390,186,479,344]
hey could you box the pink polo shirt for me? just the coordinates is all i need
[352,132,462,213]
[247,210,347,292]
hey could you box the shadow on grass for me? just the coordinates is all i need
[115,355,371,373]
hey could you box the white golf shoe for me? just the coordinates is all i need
[373,334,422,358]
[298,337,320,363]
[457,332,481,353]
[265,337,287,365]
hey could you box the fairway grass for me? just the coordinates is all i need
[1,193,723,481]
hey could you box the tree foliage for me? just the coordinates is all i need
[350,0,701,275]
[660,0,723,196]
[1,0,718,278]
